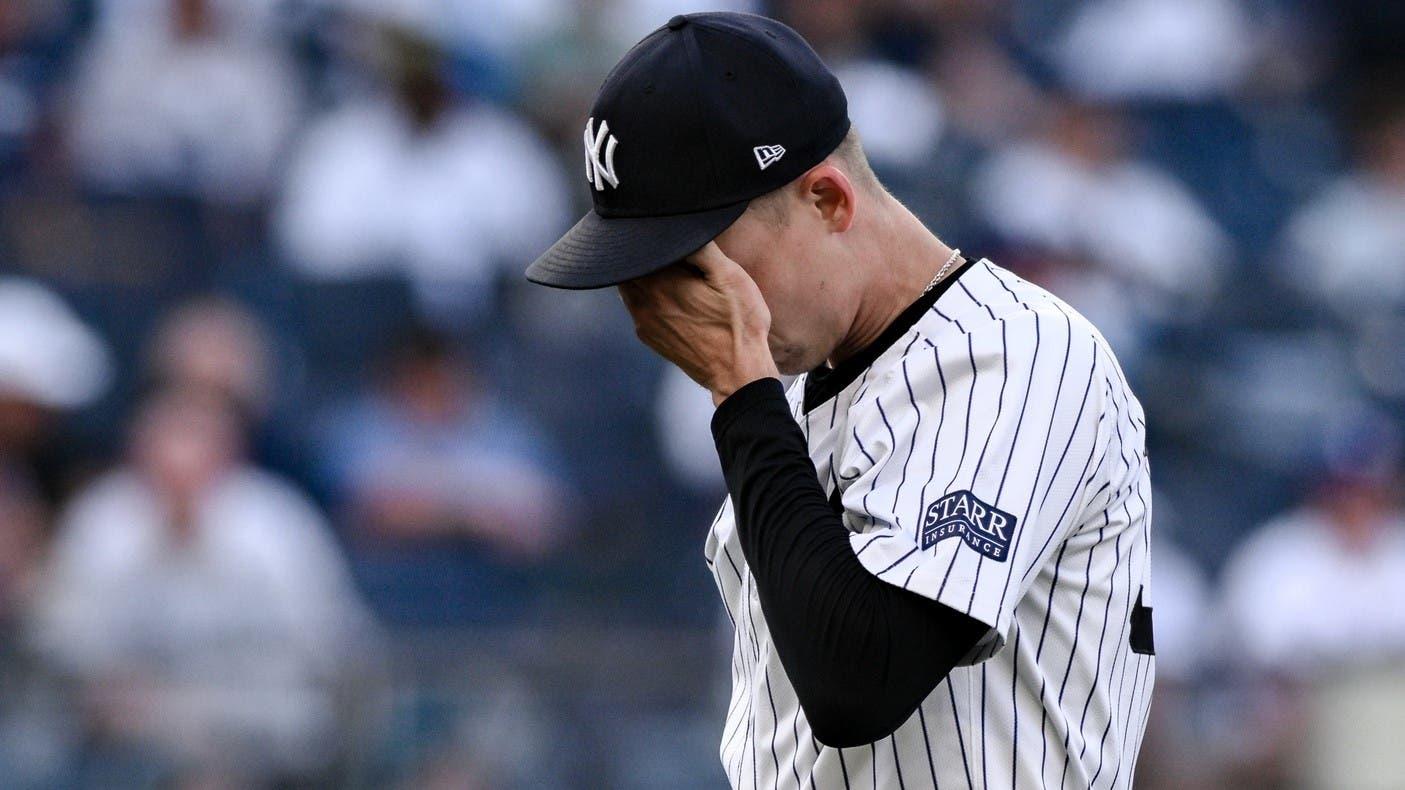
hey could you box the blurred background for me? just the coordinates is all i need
[0,0,1403,787]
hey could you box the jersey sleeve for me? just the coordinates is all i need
[835,311,1110,660]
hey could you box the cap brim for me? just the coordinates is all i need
[525,201,749,290]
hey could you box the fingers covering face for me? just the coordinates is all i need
[685,241,730,277]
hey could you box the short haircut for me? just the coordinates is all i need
[744,127,884,226]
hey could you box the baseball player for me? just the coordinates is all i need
[527,12,1154,789]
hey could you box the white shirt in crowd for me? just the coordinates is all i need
[30,467,373,775]
[1221,506,1405,676]
[67,24,301,204]
[277,98,569,315]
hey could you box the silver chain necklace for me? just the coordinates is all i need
[923,248,962,294]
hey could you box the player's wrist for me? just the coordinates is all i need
[711,357,780,408]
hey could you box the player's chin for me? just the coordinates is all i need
[771,342,816,376]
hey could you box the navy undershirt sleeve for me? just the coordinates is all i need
[711,376,989,748]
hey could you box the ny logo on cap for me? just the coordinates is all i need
[584,117,620,191]
[753,144,785,170]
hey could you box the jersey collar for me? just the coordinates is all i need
[802,256,976,414]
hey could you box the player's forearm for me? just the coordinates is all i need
[711,377,986,747]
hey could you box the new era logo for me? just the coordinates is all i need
[919,490,1016,562]
[753,144,785,170]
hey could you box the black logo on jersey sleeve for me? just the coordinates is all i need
[919,490,1016,562]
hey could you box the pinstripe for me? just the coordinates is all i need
[997,312,1071,609]
[947,681,975,789]
[1127,655,1156,785]
[748,709,758,790]
[1078,518,1123,759]
[914,343,949,541]
[890,358,925,525]
[786,695,805,790]
[890,733,907,789]
[733,549,759,785]
[917,704,941,789]
[763,666,784,787]
[980,665,990,788]
[740,557,761,662]
[934,334,980,599]
[901,564,919,590]
[1088,502,1139,788]
[1021,351,1100,584]
[1075,391,1140,777]
[851,368,875,410]
[875,546,920,576]
[1034,541,1072,782]
[981,313,1041,790]
[934,306,965,334]
[1110,522,1153,789]
[1010,623,1022,787]
[802,742,819,790]
[850,428,880,527]
[1110,655,1149,789]
[1054,524,1105,790]
[963,319,1010,615]
[874,396,903,528]
[958,279,997,320]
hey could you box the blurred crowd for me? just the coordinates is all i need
[1,0,1403,787]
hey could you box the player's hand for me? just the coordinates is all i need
[618,242,780,407]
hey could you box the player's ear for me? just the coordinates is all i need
[799,164,856,233]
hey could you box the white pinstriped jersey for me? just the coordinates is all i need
[704,258,1155,789]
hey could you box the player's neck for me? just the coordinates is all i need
[827,199,956,368]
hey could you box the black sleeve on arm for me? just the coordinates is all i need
[712,377,990,748]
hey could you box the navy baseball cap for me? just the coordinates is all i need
[526,12,850,290]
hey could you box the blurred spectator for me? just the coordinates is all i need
[65,0,301,203]
[601,0,758,51]
[29,386,374,784]
[91,0,287,41]
[834,58,945,170]
[0,470,45,630]
[315,325,568,627]
[930,33,1044,145]
[0,467,70,788]
[1282,91,1405,318]
[0,0,76,178]
[0,278,111,504]
[0,278,110,784]
[971,97,1230,361]
[1217,415,1405,787]
[276,26,568,322]
[1221,415,1405,675]
[1279,91,1405,403]
[1052,0,1259,101]
[147,297,275,419]
[328,0,568,69]
[143,295,328,497]
[0,279,111,419]
[771,0,868,60]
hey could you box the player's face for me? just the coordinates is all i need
[714,205,851,376]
